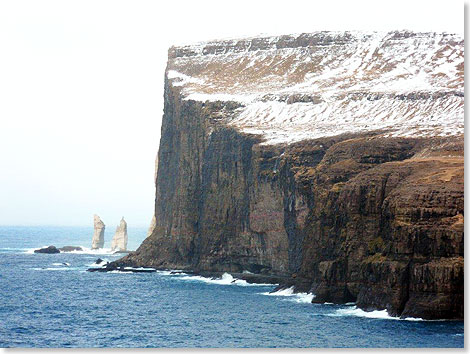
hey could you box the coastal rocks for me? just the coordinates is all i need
[58,246,83,252]
[34,246,60,254]
[87,263,156,273]
[111,217,128,252]
[91,214,105,249]
[34,245,82,253]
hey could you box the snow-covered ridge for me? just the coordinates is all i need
[167,31,464,145]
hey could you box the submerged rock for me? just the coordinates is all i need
[91,214,105,249]
[111,217,128,252]
[58,246,83,252]
[34,246,60,254]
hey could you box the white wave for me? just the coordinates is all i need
[31,267,78,271]
[52,262,70,266]
[123,267,156,271]
[178,272,272,287]
[291,293,315,303]
[260,286,315,303]
[262,286,295,296]
[329,305,424,321]
[26,246,123,255]
[156,270,191,277]
[60,247,119,255]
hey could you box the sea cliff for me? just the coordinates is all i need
[114,32,463,320]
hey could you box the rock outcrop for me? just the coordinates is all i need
[91,214,105,249]
[34,246,60,254]
[113,32,463,320]
[111,217,128,252]
[58,246,83,252]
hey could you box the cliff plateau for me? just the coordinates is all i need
[116,32,463,320]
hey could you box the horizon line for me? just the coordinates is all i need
[0,224,150,228]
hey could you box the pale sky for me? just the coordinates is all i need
[0,0,463,227]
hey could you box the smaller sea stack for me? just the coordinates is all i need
[111,217,128,252]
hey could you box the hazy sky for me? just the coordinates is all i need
[0,0,463,227]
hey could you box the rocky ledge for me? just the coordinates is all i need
[34,245,83,253]
[112,31,463,320]
[34,246,60,254]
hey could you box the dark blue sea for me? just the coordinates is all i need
[0,226,464,348]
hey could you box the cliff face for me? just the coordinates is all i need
[118,32,464,319]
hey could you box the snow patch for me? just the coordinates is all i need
[168,31,463,145]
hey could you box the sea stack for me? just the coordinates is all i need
[111,217,128,252]
[91,214,105,249]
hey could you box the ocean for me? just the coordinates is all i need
[0,226,464,348]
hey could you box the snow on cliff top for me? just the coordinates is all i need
[166,31,464,145]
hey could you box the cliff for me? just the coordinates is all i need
[116,31,464,320]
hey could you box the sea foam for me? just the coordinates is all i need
[329,305,424,321]
[260,286,315,303]
[27,246,121,255]
[177,272,272,287]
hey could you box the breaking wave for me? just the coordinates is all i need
[26,246,121,255]
[176,272,273,287]
[328,305,424,321]
[260,286,315,303]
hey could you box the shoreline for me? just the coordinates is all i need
[86,264,463,322]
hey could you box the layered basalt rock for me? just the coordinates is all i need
[115,31,463,320]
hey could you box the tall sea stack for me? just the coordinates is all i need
[114,31,463,320]
[91,214,105,249]
[111,217,128,251]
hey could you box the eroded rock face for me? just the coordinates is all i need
[146,215,156,238]
[114,32,463,319]
[111,217,128,252]
[91,214,105,249]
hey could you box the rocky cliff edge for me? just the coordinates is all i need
[114,31,463,320]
